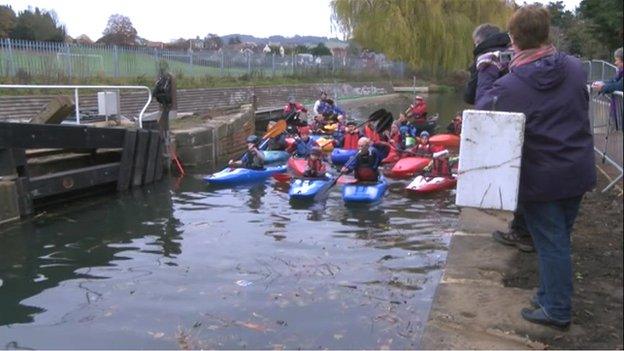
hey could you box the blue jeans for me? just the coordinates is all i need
[520,195,583,322]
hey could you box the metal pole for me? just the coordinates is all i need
[220,51,224,76]
[74,88,80,124]
[113,45,119,78]
[66,44,72,79]
[6,38,15,76]
[272,53,275,77]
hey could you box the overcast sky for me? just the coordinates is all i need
[5,0,582,42]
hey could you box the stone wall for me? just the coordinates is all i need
[0,81,393,122]
[172,104,255,168]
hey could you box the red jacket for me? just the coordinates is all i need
[283,102,307,114]
[364,125,381,143]
[304,158,326,177]
[343,132,360,149]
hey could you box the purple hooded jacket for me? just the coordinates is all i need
[475,52,596,202]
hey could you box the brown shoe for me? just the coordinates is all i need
[492,230,535,253]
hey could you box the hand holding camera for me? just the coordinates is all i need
[476,50,514,72]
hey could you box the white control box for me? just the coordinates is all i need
[97,91,120,116]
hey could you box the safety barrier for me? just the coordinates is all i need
[589,89,623,192]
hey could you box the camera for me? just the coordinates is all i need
[495,51,514,63]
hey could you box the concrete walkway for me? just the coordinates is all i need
[420,210,579,349]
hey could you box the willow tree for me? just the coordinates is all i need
[331,0,514,76]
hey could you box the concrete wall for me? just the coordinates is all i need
[0,82,393,122]
[172,104,255,168]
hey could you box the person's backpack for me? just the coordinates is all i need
[153,74,172,106]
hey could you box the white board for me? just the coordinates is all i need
[455,110,525,211]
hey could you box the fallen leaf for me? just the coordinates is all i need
[236,321,268,332]
[148,331,165,339]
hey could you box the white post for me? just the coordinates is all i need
[74,88,80,124]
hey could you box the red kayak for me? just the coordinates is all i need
[429,134,460,148]
[285,137,295,149]
[405,175,457,194]
[287,157,307,177]
[385,157,430,179]
[381,147,401,164]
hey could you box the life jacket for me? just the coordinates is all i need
[304,158,326,177]
[241,150,264,170]
[294,138,317,157]
[343,132,359,149]
[364,125,381,143]
[354,151,379,182]
[431,157,451,177]
[390,131,402,145]
[412,143,434,156]
[266,133,287,151]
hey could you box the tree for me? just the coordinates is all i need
[294,44,309,54]
[11,7,66,42]
[310,42,332,56]
[578,0,623,54]
[204,33,223,50]
[99,14,138,46]
[331,0,514,76]
[228,35,241,45]
[0,5,16,39]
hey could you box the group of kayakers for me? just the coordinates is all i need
[228,92,461,186]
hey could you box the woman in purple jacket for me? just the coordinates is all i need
[475,5,596,330]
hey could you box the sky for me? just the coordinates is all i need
[5,0,582,43]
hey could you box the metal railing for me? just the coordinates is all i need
[0,38,407,80]
[0,84,152,128]
[583,59,619,84]
[588,88,623,192]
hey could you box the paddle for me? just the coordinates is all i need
[239,119,287,164]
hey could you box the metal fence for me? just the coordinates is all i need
[585,59,623,193]
[0,38,407,81]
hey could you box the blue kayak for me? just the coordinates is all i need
[204,165,287,185]
[289,175,333,201]
[342,176,388,204]
[263,150,289,164]
[331,148,357,165]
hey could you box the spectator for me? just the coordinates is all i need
[464,24,511,105]
[591,47,623,94]
[475,5,596,330]
[591,47,623,130]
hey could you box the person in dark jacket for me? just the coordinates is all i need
[228,135,265,170]
[341,137,388,182]
[464,24,511,105]
[591,47,623,94]
[475,5,596,330]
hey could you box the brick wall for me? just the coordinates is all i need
[172,104,255,168]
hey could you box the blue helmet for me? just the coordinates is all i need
[246,135,260,144]
[420,131,430,138]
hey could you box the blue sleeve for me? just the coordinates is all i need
[475,65,501,108]
[603,77,623,94]
[334,106,346,115]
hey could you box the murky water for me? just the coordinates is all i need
[0,93,466,349]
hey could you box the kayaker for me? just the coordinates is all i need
[409,131,444,156]
[228,135,265,170]
[341,137,388,182]
[265,120,287,151]
[303,147,327,178]
[446,114,463,136]
[312,91,328,115]
[363,120,382,143]
[340,121,362,150]
[388,123,403,150]
[406,96,428,130]
[289,126,318,158]
[310,114,328,134]
[283,96,308,129]
[423,150,458,178]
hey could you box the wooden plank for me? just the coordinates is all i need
[116,130,137,191]
[0,122,126,149]
[143,131,159,184]
[154,135,164,181]
[29,163,120,200]
[0,149,16,177]
[131,129,150,187]
[15,176,33,216]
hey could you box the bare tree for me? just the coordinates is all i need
[99,14,138,46]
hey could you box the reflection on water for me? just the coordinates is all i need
[0,93,464,349]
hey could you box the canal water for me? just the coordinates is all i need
[0,93,467,349]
